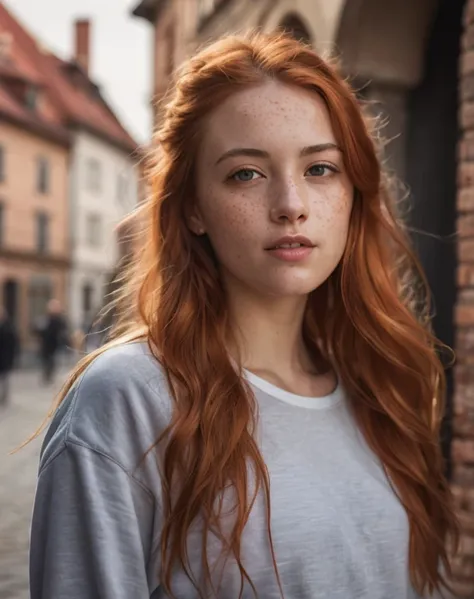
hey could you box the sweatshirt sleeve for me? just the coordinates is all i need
[29,440,157,599]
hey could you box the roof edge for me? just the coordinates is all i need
[0,111,70,147]
[0,247,71,269]
[131,0,157,22]
[132,0,169,23]
[67,119,140,157]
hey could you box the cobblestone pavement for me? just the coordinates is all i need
[0,366,71,599]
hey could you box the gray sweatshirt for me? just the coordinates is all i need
[30,341,426,598]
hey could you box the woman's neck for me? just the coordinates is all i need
[226,287,314,378]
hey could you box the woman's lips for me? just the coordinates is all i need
[266,246,313,262]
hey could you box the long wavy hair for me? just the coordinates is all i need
[52,31,458,597]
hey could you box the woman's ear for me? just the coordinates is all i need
[185,203,206,235]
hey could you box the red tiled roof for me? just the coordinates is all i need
[0,84,27,119]
[0,83,69,144]
[0,3,67,133]
[0,37,69,144]
[0,55,43,84]
[0,2,137,153]
[45,54,137,152]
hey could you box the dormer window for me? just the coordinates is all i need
[25,85,38,110]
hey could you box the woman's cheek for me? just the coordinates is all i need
[208,195,256,234]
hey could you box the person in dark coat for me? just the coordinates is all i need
[37,299,68,384]
[0,307,18,406]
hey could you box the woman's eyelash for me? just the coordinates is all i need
[227,168,263,182]
[227,163,340,182]
[306,163,339,175]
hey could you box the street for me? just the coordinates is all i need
[0,366,70,599]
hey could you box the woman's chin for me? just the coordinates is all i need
[252,276,324,299]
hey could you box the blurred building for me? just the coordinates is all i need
[0,4,139,359]
[0,6,70,355]
[133,0,474,593]
[49,19,139,334]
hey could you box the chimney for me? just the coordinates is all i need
[74,19,91,74]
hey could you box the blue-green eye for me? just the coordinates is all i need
[306,164,337,177]
[229,168,262,182]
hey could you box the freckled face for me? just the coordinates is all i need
[192,79,353,298]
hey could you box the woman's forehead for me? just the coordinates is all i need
[199,80,337,161]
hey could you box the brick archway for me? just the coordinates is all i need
[338,0,472,593]
[453,1,474,595]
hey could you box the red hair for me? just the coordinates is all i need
[55,31,458,597]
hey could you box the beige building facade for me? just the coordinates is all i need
[0,121,70,353]
[1,4,140,358]
[134,0,474,593]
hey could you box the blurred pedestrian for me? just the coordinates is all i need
[0,306,18,406]
[36,299,68,384]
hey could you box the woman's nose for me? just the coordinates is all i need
[269,179,309,224]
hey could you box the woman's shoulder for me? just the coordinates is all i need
[74,340,170,399]
[40,341,173,476]
[77,339,165,384]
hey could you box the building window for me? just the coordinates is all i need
[28,276,52,331]
[0,146,5,182]
[37,156,50,194]
[86,213,102,247]
[87,158,102,193]
[25,85,39,110]
[0,202,4,247]
[117,171,128,205]
[82,283,94,319]
[36,212,49,253]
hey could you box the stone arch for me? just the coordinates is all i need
[337,0,466,483]
[259,5,316,44]
[335,0,438,87]
[334,0,441,188]
[278,12,312,44]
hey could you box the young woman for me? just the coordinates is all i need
[29,31,458,599]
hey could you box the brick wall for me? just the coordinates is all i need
[452,1,474,595]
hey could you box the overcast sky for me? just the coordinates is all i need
[3,0,153,144]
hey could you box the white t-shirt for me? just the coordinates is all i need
[30,341,430,598]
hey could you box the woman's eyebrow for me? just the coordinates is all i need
[215,142,341,165]
[215,147,269,165]
[300,143,341,157]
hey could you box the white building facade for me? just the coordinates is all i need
[68,129,138,332]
